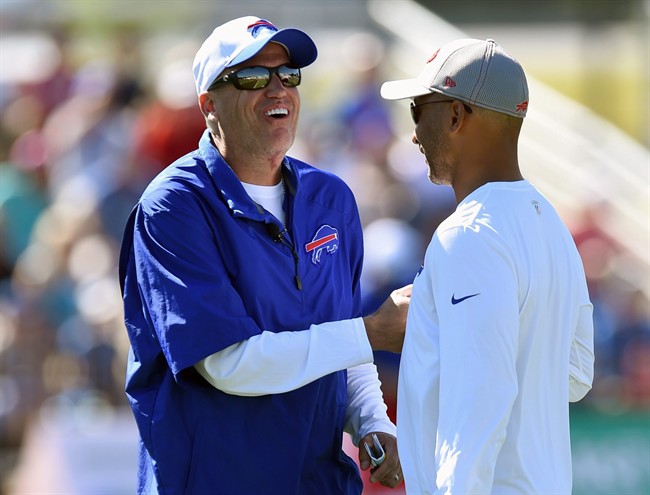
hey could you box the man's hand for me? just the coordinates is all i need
[358,432,403,488]
[363,285,412,353]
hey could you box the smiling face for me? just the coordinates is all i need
[202,42,299,181]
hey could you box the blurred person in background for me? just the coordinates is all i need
[1,32,141,481]
[380,39,595,494]
[119,16,410,494]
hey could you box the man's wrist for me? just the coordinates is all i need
[362,314,380,351]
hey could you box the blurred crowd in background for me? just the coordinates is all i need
[0,4,649,493]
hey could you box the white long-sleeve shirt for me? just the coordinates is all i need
[192,180,396,444]
[398,181,594,494]
[195,318,397,443]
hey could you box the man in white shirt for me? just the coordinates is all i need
[380,38,595,494]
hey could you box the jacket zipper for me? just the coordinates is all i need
[273,231,302,291]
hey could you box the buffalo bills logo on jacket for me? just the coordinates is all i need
[305,225,339,265]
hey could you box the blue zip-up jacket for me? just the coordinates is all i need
[119,130,365,494]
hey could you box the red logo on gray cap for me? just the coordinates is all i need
[444,76,456,87]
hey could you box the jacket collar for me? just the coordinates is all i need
[198,129,296,220]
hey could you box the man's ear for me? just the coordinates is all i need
[449,100,469,133]
[198,92,216,118]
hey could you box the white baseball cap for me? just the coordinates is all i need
[193,16,318,94]
[381,38,529,118]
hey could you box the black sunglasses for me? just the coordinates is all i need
[410,99,473,124]
[208,64,301,91]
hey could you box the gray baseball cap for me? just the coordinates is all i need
[381,38,529,118]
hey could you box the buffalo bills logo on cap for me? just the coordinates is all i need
[305,225,339,265]
[247,19,278,37]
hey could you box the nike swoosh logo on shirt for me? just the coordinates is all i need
[451,293,480,305]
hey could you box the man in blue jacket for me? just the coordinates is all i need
[119,16,410,494]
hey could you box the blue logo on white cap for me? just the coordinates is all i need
[247,20,278,38]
